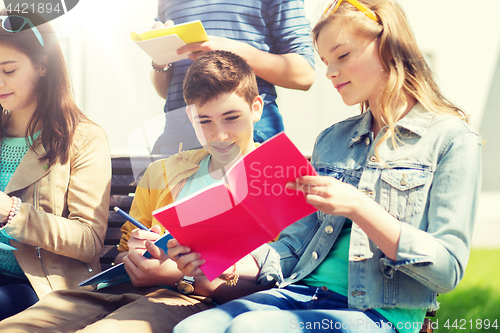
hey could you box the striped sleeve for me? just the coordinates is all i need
[265,0,315,68]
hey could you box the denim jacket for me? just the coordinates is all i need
[252,104,482,311]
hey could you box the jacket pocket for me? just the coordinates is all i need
[316,166,343,221]
[380,168,430,221]
[315,165,362,221]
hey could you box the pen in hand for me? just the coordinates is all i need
[113,207,149,231]
[114,206,174,260]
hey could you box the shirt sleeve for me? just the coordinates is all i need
[4,124,111,264]
[117,167,157,252]
[381,130,482,294]
[251,243,282,285]
[252,211,319,285]
[265,0,315,68]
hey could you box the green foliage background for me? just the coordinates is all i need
[433,248,500,332]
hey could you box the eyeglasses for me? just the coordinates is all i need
[0,15,45,47]
[323,0,379,23]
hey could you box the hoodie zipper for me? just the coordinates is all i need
[33,181,56,291]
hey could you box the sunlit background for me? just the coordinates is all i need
[1,0,499,247]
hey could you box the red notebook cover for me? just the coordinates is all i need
[153,132,317,280]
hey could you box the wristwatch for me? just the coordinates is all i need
[176,276,195,295]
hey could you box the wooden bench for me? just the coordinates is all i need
[100,156,152,270]
[421,316,434,333]
[101,156,435,332]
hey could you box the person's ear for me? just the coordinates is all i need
[38,56,48,77]
[251,95,263,123]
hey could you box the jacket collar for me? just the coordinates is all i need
[4,138,51,194]
[348,103,433,147]
[349,111,373,147]
[162,149,209,192]
[395,103,434,137]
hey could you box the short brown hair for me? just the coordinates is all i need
[183,50,259,107]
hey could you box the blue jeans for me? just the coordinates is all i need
[0,275,39,320]
[253,100,283,143]
[151,101,283,156]
[174,284,396,333]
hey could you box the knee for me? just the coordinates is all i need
[173,317,198,333]
[226,311,286,333]
[173,311,220,333]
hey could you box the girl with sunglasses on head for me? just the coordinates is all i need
[170,1,482,332]
[0,12,111,320]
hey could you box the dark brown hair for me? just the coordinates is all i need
[0,11,86,166]
[183,50,259,107]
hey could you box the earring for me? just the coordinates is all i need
[3,109,11,115]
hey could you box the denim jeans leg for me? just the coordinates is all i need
[222,286,396,333]
[0,275,39,320]
[225,308,396,333]
[173,286,310,333]
[174,284,396,333]
[253,101,284,143]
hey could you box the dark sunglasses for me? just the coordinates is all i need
[0,15,45,47]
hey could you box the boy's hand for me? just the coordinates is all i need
[126,224,161,253]
[177,36,246,61]
[122,225,173,287]
[167,238,205,277]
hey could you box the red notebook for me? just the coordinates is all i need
[153,132,317,280]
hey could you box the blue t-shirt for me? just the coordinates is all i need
[177,155,222,200]
[157,0,315,112]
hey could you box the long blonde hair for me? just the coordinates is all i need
[312,0,468,155]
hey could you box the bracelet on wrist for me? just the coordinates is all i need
[218,264,239,286]
[1,196,21,227]
[152,60,173,73]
